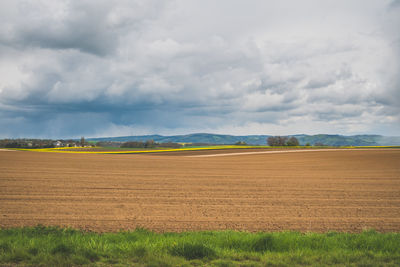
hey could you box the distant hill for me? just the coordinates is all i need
[293,134,400,146]
[88,133,400,146]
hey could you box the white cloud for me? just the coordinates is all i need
[0,0,399,138]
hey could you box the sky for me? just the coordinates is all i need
[0,0,399,138]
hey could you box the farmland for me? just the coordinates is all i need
[1,148,399,233]
[1,148,400,266]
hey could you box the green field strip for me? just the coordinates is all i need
[1,226,399,266]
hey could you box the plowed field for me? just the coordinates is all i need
[1,149,399,232]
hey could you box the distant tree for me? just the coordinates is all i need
[5,141,20,148]
[80,136,85,147]
[144,139,156,148]
[286,137,299,146]
[267,137,276,146]
[267,136,288,146]
[278,136,288,146]
[235,141,247,145]
[305,142,311,146]
[1,139,55,148]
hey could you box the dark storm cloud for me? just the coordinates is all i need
[0,2,113,55]
[0,0,399,138]
[0,1,165,56]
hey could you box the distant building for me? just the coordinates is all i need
[54,140,63,147]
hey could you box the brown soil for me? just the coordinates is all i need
[1,149,399,232]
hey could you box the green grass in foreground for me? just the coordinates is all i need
[0,226,399,266]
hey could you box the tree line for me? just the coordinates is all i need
[0,138,90,148]
[121,140,182,149]
[267,136,300,146]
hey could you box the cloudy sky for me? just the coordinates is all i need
[0,0,399,138]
